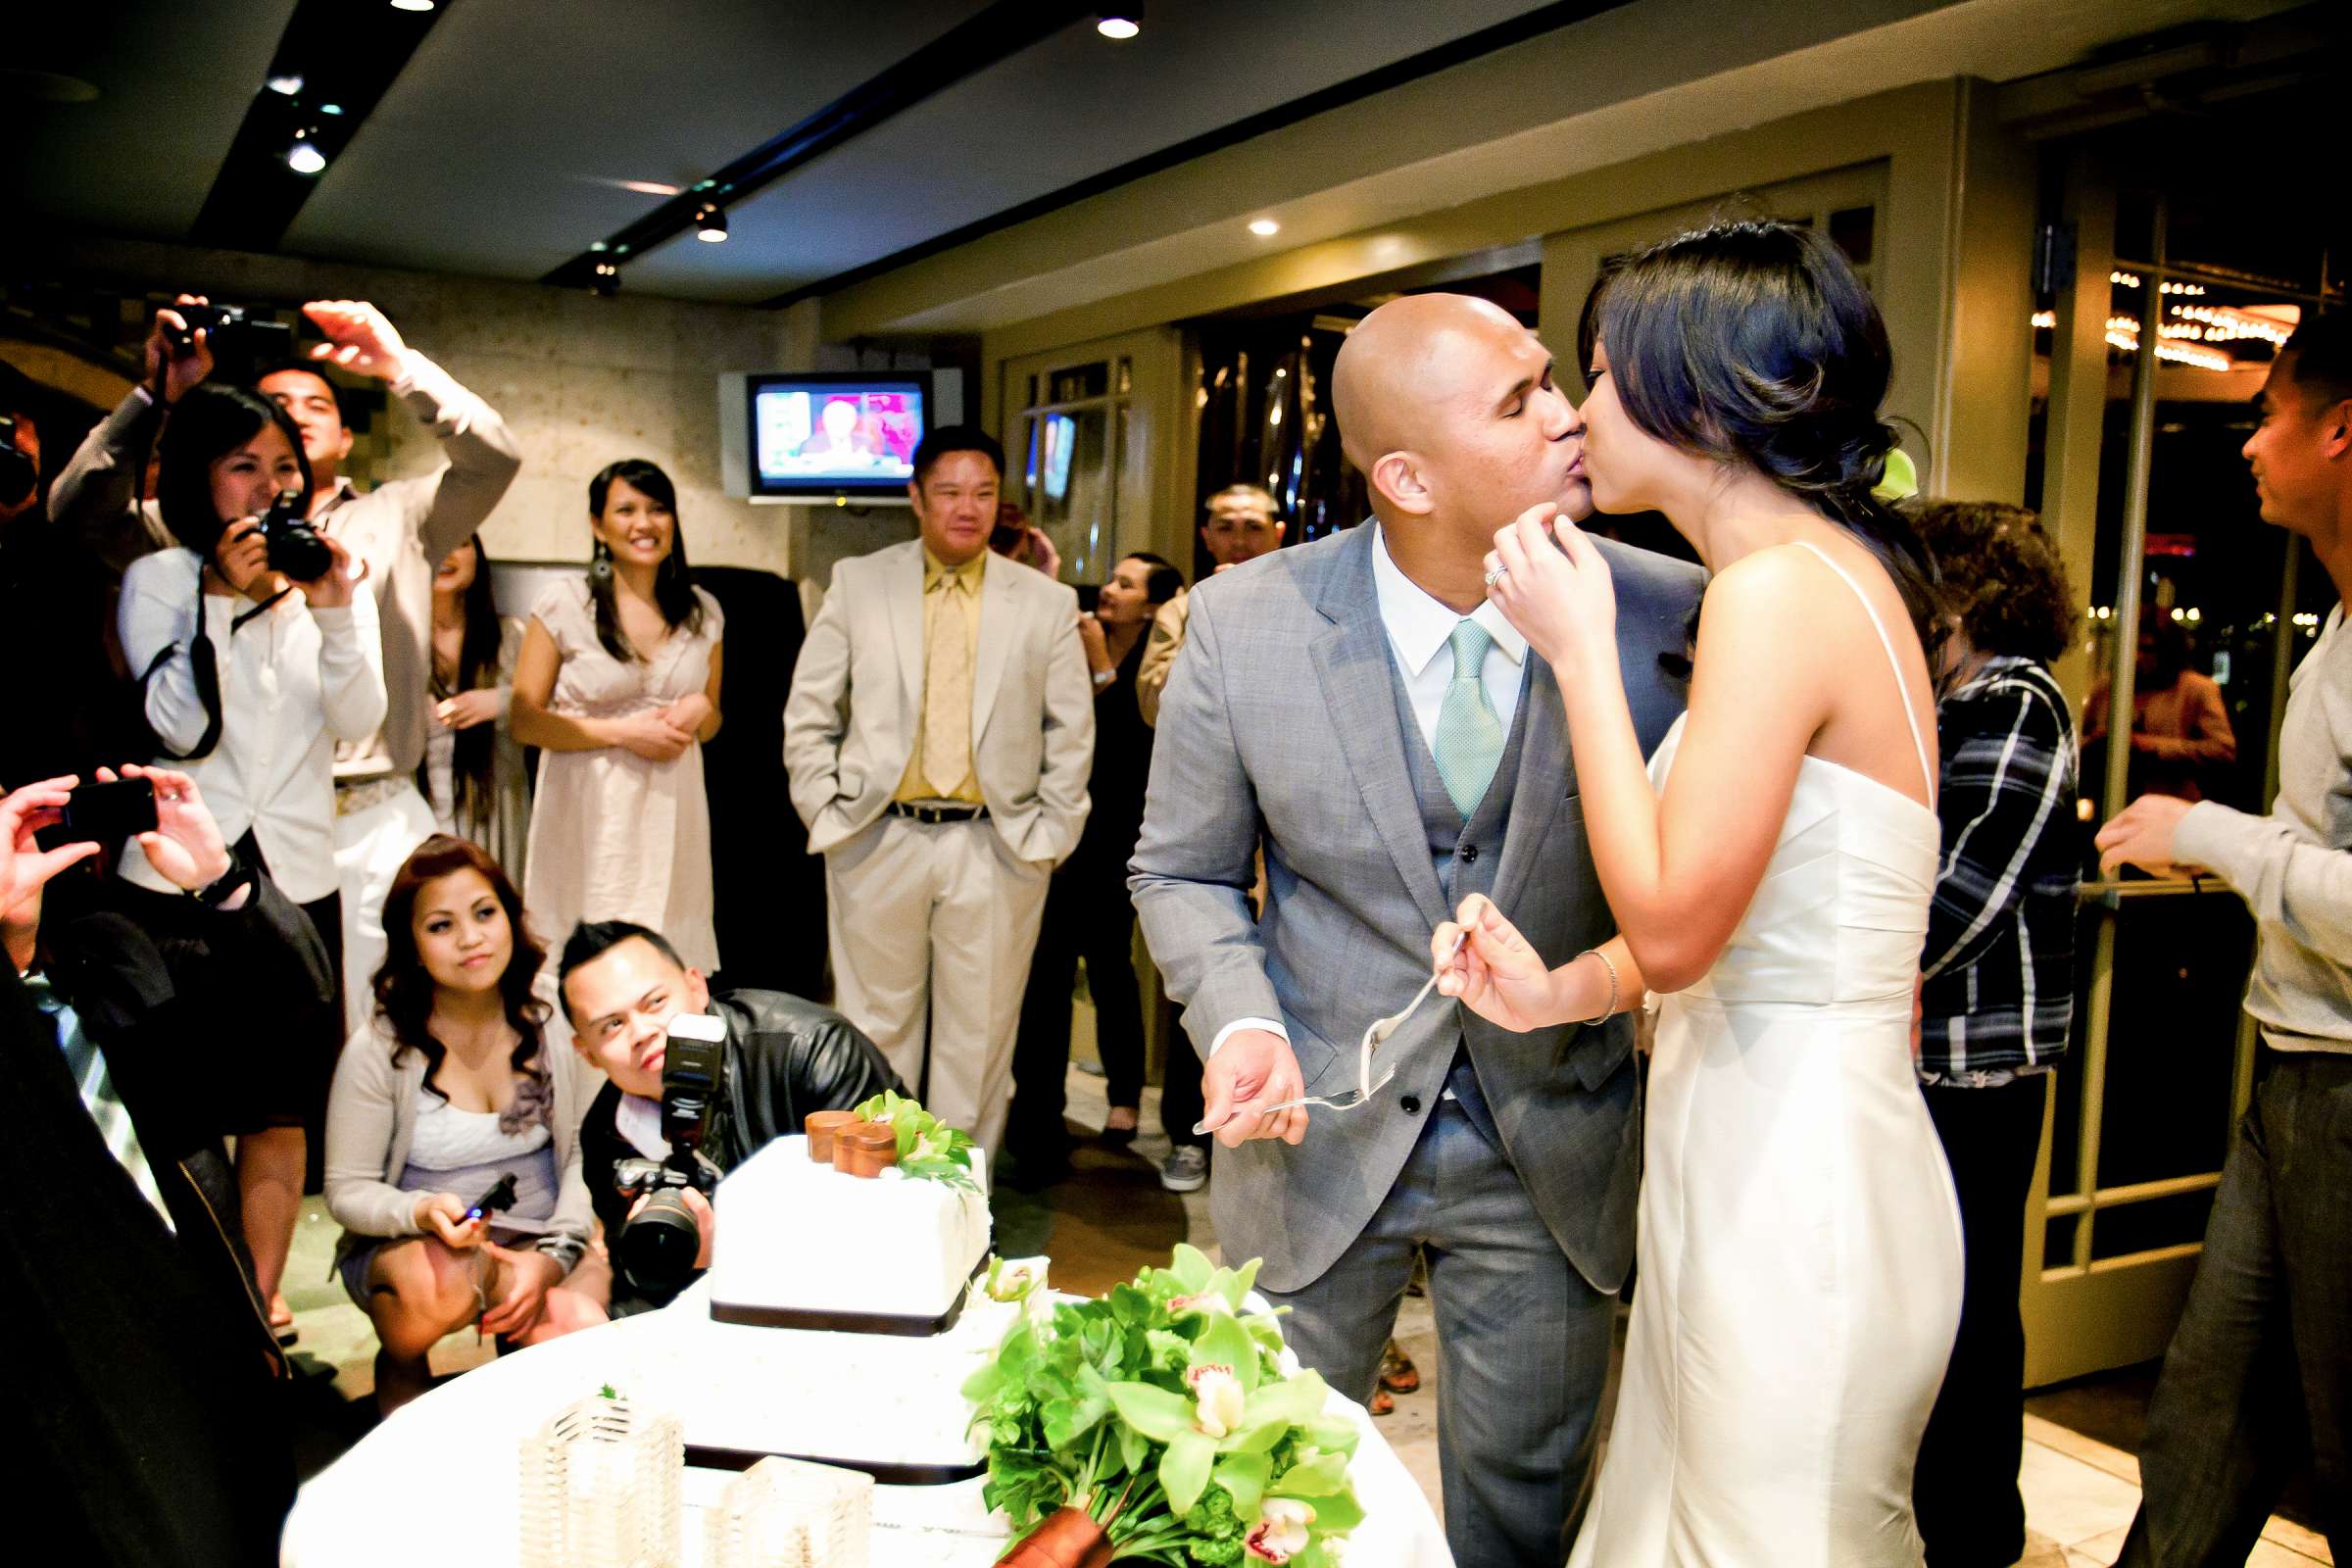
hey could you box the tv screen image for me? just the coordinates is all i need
[756,386,921,481]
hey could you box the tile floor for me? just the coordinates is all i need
[283,1051,2333,1567]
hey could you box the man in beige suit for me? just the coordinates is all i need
[784,427,1094,1154]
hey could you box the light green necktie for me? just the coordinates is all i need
[1434,619,1504,817]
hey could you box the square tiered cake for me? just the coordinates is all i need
[709,1135,992,1331]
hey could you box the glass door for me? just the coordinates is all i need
[2019,107,2341,1385]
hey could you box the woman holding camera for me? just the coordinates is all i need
[325,835,606,1414]
[118,380,385,1334]
[420,533,530,879]
[514,459,724,972]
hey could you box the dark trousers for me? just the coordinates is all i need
[236,832,343,1190]
[1159,1024,1207,1150]
[2118,1051,2351,1567]
[1916,1073,2049,1568]
[1007,859,1146,1158]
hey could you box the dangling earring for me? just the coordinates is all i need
[590,538,613,585]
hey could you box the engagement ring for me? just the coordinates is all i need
[1484,565,1508,589]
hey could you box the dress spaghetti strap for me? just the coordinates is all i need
[1791,541,1936,802]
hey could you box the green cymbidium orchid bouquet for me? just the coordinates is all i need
[962,1245,1362,1567]
[852,1089,981,1192]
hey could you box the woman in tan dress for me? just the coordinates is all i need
[513,460,724,971]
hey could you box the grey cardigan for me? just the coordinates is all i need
[323,985,594,1272]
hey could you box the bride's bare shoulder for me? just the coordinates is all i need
[1693,546,1821,631]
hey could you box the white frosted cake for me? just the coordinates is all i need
[709,1134,992,1326]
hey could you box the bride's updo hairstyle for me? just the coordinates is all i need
[1593,219,1939,653]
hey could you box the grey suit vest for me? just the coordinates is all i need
[1388,653,1531,1141]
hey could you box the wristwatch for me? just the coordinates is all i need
[191,849,252,907]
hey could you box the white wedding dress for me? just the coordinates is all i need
[1568,544,1965,1567]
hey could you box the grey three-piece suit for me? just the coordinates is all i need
[1131,520,1701,1567]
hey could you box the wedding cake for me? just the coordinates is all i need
[708,1131,992,1329]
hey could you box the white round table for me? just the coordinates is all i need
[283,1284,1453,1568]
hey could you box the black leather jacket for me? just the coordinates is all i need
[582,987,902,1301]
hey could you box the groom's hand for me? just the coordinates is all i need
[1200,1029,1307,1149]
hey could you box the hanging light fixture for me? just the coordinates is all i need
[694,204,729,243]
[590,261,620,298]
[287,136,327,175]
[1098,7,1142,39]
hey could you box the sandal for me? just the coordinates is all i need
[1378,1341,1420,1395]
[1369,1387,1396,1417]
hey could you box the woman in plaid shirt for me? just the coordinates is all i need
[1907,500,2083,1567]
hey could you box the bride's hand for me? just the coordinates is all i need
[1485,504,1617,682]
[1433,894,1561,1033]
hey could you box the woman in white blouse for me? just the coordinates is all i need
[118,382,386,1334]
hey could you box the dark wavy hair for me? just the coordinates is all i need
[156,383,314,559]
[1593,219,1939,655]
[418,533,504,829]
[586,459,703,662]
[371,835,551,1102]
[1906,500,2078,668]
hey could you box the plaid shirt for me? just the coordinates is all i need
[1920,656,2082,1079]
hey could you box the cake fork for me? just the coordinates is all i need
[1194,932,1463,1135]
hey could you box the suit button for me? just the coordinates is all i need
[1460,844,1479,862]
[1400,1095,1422,1114]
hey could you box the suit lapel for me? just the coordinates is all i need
[969,551,1013,742]
[887,543,925,726]
[1309,530,1449,931]
[1490,655,1571,916]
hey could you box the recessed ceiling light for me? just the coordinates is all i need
[694,204,729,243]
[287,140,327,176]
[1097,10,1141,40]
[1249,218,1280,237]
[319,103,344,116]
[616,179,682,197]
[389,0,436,11]
[266,74,304,96]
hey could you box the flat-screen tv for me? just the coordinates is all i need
[742,373,928,503]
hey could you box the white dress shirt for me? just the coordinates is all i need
[117,548,386,902]
[1211,524,1528,1059]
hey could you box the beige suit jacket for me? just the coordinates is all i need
[784,539,1095,863]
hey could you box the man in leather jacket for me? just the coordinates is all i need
[560,919,901,1312]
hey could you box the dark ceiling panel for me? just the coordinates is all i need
[280,0,992,281]
[189,0,451,251]
[2,3,302,242]
[618,0,1572,303]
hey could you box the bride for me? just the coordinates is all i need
[1434,220,1963,1565]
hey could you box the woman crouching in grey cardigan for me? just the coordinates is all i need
[325,835,607,1413]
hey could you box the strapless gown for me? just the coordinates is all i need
[1568,595,1965,1566]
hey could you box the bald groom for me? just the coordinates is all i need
[1131,296,1702,1566]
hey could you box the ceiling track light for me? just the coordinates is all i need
[287,136,326,176]
[389,0,437,11]
[693,203,729,243]
[1097,7,1141,40]
[590,261,621,298]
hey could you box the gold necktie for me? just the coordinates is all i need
[922,567,975,798]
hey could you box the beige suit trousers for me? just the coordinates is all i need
[822,813,1050,1155]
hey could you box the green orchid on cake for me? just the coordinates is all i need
[852,1089,981,1193]
[963,1244,1362,1566]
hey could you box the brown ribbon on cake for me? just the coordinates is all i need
[833,1121,900,1178]
[805,1110,858,1161]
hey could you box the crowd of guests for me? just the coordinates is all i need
[1,270,2346,1568]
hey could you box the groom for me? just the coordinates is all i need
[1131,294,1701,1566]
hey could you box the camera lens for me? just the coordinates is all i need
[615,1188,703,1290]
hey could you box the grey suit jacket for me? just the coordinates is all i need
[1130,523,1702,1295]
[784,539,1096,865]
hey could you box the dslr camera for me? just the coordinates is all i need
[249,487,335,582]
[612,1012,728,1294]
[161,302,294,376]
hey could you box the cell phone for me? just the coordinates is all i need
[49,778,158,846]
[463,1172,520,1225]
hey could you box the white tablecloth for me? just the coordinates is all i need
[282,1284,1453,1568]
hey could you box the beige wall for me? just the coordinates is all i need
[6,235,818,577]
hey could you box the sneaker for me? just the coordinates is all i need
[1159,1145,1209,1193]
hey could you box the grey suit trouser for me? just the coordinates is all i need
[1259,1097,1615,1568]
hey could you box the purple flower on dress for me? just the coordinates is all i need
[499,1069,554,1136]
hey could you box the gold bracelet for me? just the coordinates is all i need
[1580,947,1619,1023]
